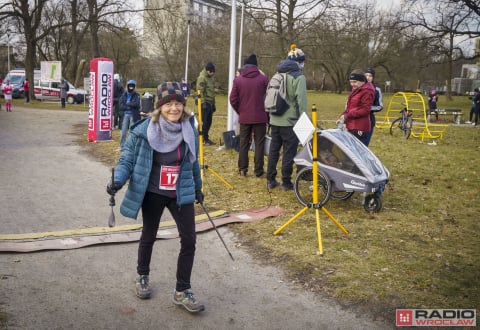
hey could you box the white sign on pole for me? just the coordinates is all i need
[293,112,315,146]
[40,61,62,81]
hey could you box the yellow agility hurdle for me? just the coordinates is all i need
[375,92,448,142]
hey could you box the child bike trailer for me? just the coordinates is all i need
[293,129,390,212]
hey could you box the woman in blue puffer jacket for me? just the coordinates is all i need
[107,82,205,313]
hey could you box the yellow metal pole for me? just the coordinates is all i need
[196,90,233,190]
[321,206,348,235]
[311,105,324,254]
[273,206,309,235]
[197,90,206,184]
[315,208,323,255]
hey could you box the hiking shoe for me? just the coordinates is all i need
[173,289,205,313]
[281,182,294,191]
[204,139,215,146]
[135,275,151,299]
[267,180,280,190]
[239,169,247,176]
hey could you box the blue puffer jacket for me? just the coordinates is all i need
[113,116,202,219]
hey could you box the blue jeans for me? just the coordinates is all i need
[120,113,135,148]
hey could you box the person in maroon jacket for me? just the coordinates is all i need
[336,69,375,146]
[229,54,269,177]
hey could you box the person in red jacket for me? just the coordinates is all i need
[336,69,375,146]
[23,78,30,103]
[229,54,269,177]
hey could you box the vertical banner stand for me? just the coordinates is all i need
[197,90,233,190]
[273,105,348,255]
[88,58,114,142]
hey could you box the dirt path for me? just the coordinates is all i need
[0,107,392,329]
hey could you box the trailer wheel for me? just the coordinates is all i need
[294,167,331,207]
[364,194,382,212]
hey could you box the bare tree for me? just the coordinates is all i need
[401,0,479,99]
[0,0,50,100]
[242,0,330,57]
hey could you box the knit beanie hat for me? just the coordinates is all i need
[365,67,375,76]
[287,44,306,62]
[244,54,258,66]
[205,62,215,72]
[157,82,186,107]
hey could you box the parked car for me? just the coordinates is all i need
[0,68,41,98]
[34,79,87,104]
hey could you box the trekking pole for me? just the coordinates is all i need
[199,202,234,261]
[108,168,116,227]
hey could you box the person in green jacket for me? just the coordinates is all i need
[196,62,216,145]
[266,44,307,191]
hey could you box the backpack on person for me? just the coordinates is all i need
[264,72,290,116]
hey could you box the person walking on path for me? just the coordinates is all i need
[23,78,30,103]
[196,62,216,146]
[364,68,383,146]
[336,69,375,146]
[266,44,307,191]
[230,54,269,177]
[59,79,69,108]
[3,79,13,112]
[113,74,124,130]
[106,82,205,313]
[119,80,141,150]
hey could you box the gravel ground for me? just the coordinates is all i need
[0,107,393,329]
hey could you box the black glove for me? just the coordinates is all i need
[195,190,204,204]
[107,182,123,196]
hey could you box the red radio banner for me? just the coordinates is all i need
[88,58,114,142]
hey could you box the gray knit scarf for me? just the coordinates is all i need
[147,116,196,162]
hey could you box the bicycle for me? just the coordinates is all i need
[390,107,413,139]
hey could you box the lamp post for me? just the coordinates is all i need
[184,19,191,82]
[6,28,11,73]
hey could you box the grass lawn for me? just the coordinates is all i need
[11,91,479,324]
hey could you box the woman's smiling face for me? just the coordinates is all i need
[160,101,184,122]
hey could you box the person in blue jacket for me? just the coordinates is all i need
[107,82,205,313]
[119,79,141,150]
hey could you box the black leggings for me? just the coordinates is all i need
[137,192,196,292]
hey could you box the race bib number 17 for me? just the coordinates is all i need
[159,165,180,190]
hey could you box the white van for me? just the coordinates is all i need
[0,68,40,98]
[34,79,86,104]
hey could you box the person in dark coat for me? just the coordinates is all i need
[230,54,269,177]
[119,79,141,150]
[59,78,69,108]
[428,89,439,122]
[113,74,124,129]
[364,67,383,146]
